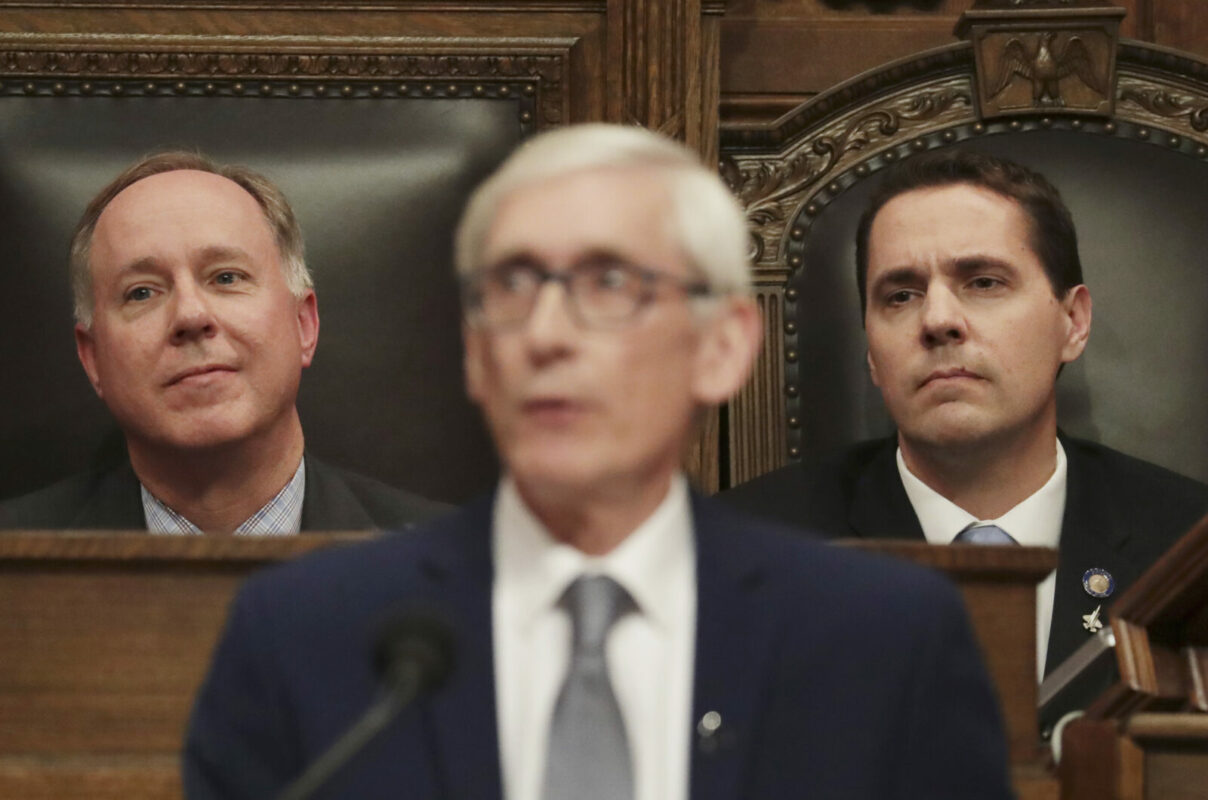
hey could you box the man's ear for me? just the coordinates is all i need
[692,296,763,405]
[296,290,320,368]
[75,323,104,399]
[866,348,881,387]
[463,323,485,406]
[1059,284,1092,364]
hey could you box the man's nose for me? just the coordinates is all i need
[523,281,578,361]
[919,287,968,347]
[170,281,218,344]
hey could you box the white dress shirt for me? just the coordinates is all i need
[492,473,696,800]
[897,441,1067,679]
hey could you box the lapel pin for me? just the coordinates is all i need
[696,710,723,754]
[1082,568,1114,599]
[1082,604,1103,633]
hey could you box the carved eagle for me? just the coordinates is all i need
[990,33,1103,106]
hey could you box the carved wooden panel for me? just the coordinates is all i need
[728,286,787,485]
[0,533,361,800]
[0,37,569,128]
[972,29,1118,115]
[958,0,1126,117]
[716,0,1208,129]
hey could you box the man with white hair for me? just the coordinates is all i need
[184,124,1011,799]
[0,152,444,533]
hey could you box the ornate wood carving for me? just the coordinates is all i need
[0,38,571,128]
[957,0,1126,117]
[722,80,973,273]
[977,30,1113,113]
[1118,77,1208,137]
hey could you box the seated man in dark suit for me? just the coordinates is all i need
[183,124,1010,800]
[0,152,444,533]
[724,150,1208,734]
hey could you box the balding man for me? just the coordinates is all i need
[0,153,443,533]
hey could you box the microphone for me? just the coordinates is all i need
[276,613,455,800]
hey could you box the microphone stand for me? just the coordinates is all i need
[276,660,425,800]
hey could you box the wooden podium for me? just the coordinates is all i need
[846,541,1061,799]
[1059,513,1208,800]
[0,532,1056,799]
[0,532,363,800]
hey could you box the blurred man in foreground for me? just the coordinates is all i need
[184,125,1011,799]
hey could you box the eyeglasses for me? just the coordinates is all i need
[461,256,713,330]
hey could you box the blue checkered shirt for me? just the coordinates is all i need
[141,458,306,535]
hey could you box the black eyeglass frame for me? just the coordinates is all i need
[460,258,715,331]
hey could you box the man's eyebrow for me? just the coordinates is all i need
[196,245,253,265]
[117,256,162,276]
[950,255,1017,276]
[869,266,925,294]
[575,246,634,264]
[481,249,540,271]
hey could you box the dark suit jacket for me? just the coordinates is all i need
[183,494,1011,800]
[0,454,447,531]
[722,436,1208,734]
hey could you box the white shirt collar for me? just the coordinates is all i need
[897,440,1067,548]
[492,472,694,634]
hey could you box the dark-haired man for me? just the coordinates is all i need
[725,150,1208,733]
[0,152,444,533]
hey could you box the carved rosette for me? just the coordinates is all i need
[0,45,568,128]
[722,75,974,276]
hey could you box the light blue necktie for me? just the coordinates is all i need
[953,523,1019,545]
[543,575,634,800]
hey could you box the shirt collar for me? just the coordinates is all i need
[141,457,306,535]
[897,440,1066,548]
[492,473,694,633]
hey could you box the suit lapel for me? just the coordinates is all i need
[847,440,926,541]
[72,460,147,529]
[1045,441,1135,674]
[299,455,376,530]
[411,498,504,800]
[688,497,778,800]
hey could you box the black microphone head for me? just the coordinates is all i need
[372,612,456,695]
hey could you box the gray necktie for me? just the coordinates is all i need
[953,523,1018,545]
[543,575,634,800]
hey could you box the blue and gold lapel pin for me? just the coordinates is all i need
[1081,568,1114,633]
[1082,568,1114,599]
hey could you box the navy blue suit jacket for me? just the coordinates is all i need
[723,436,1208,735]
[184,494,1011,800]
